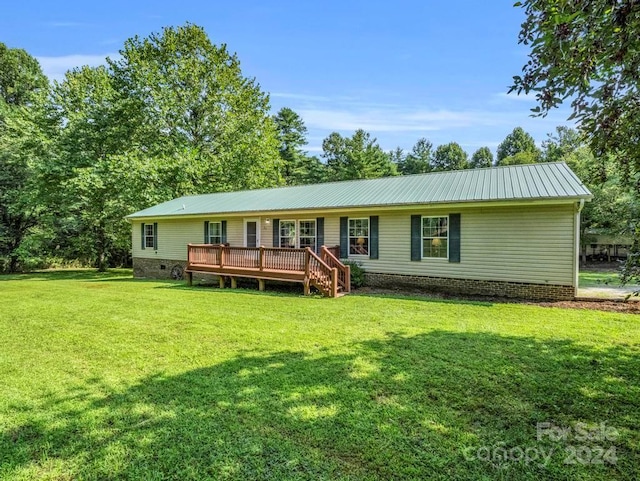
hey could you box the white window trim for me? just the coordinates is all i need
[279,220,297,248]
[421,215,449,260]
[144,224,155,249]
[348,217,370,258]
[278,219,317,249]
[298,219,316,250]
[208,221,222,244]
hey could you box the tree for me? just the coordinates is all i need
[398,138,433,174]
[542,126,584,163]
[0,43,48,107]
[45,66,137,271]
[273,107,309,184]
[511,2,640,287]
[511,0,640,173]
[496,127,541,165]
[469,147,494,169]
[40,24,285,271]
[564,147,636,263]
[290,155,328,185]
[323,130,397,180]
[0,43,50,272]
[432,142,468,171]
[110,23,282,193]
[499,151,539,166]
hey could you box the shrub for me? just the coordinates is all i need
[343,260,366,288]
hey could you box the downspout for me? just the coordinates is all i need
[574,199,585,296]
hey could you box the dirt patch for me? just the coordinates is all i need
[354,287,640,314]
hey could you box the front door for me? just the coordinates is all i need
[245,219,258,247]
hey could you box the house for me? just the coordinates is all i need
[583,231,632,262]
[126,162,592,300]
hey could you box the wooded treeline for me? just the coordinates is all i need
[0,23,636,273]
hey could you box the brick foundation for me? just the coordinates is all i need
[364,272,575,301]
[133,257,217,284]
[133,257,575,301]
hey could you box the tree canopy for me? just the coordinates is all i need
[0,43,51,272]
[496,127,541,165]
[322,130,397,181]
[469,147,494,169]
[432,142,468,171]
[511,0,640,173]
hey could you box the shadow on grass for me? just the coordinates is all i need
[2,331,638,480]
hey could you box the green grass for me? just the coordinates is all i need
[1,270,639,480]
[579,269,640,290]
[579,270,627,288]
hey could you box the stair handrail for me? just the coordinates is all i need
[306,247,337,297]
[320,246,350,293]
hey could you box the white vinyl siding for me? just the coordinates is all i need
[132,218,243,261]
[314,204,576,286]
[132,203,576,286]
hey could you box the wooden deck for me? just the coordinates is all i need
[185,244,350,297]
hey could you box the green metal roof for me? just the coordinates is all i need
[127,162,592,219]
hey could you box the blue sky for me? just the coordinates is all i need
[2,0,572,156]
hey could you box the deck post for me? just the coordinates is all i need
[219,276,225,289]
[231,277,237,289]
[258,279,265,291]
[259,246,264,271]
[219,245,224,268]
[303,278,310,295]
[186,271,193,286]
[304,248,310,279]
[331,267,338,297]
[345,264,351,293]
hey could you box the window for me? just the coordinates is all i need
[299,220,316,250]
[280,220,296,248]
[208,221,222,244]
[422,216,448,258]
[349,218,369,256]
[144,223,155,249]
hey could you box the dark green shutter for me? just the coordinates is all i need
[340,217,348,258]
[411,215,421,261]
[449,214,460,263]
[153,222,158,250]
[316,217,324,253]
[369,216,379,259]
[204,221,209,243]
[141,223,145,250]
[272,219,280,248]
[221,220,227,244]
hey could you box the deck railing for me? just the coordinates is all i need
[186,244,347,297]
[321,246,351,293]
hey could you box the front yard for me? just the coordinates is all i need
[1,270,639,480]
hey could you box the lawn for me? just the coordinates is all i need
[1,270,639,480]
[579,270,637,288]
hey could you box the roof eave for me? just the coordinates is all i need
[125,195,592,221]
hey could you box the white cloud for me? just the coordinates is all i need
[36,53,118,83]
[297,107,511,133]
[495,91,538,102]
